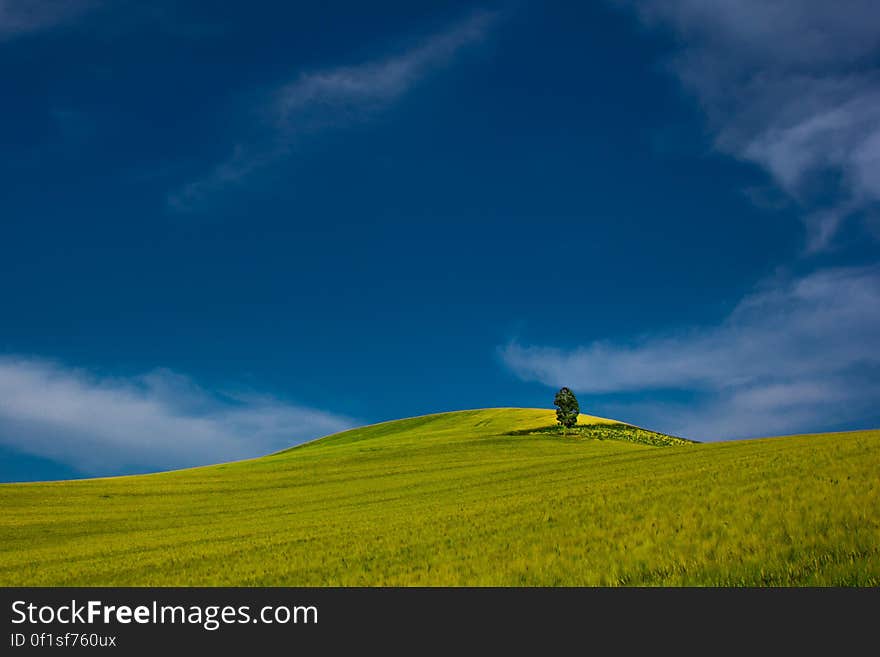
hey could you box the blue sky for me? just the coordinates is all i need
[2,0,879,481]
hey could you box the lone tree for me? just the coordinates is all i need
[554,387,579,434]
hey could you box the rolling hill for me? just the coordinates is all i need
[1,408,878,586]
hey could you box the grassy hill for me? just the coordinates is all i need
[1,408,878,586]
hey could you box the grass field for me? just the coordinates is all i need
[1,408,878,586]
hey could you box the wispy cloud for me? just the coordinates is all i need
[169,10,496,211]
[0,0,96,40]
[502,265,880,439]
[0,357,354,477]
[620,0,880,251]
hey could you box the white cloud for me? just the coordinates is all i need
[0,0,96,39]
[620,0,880,251]
[273,11,493,125]
[169,10,496,211]
[0,358,354,476]
[502,265,880,440]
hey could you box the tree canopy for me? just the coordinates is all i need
[554,387,579,430]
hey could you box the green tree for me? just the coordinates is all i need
[554,387,579,434]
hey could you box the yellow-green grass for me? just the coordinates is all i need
[0,408,878,586]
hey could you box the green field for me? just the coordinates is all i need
[1,408,878,586]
